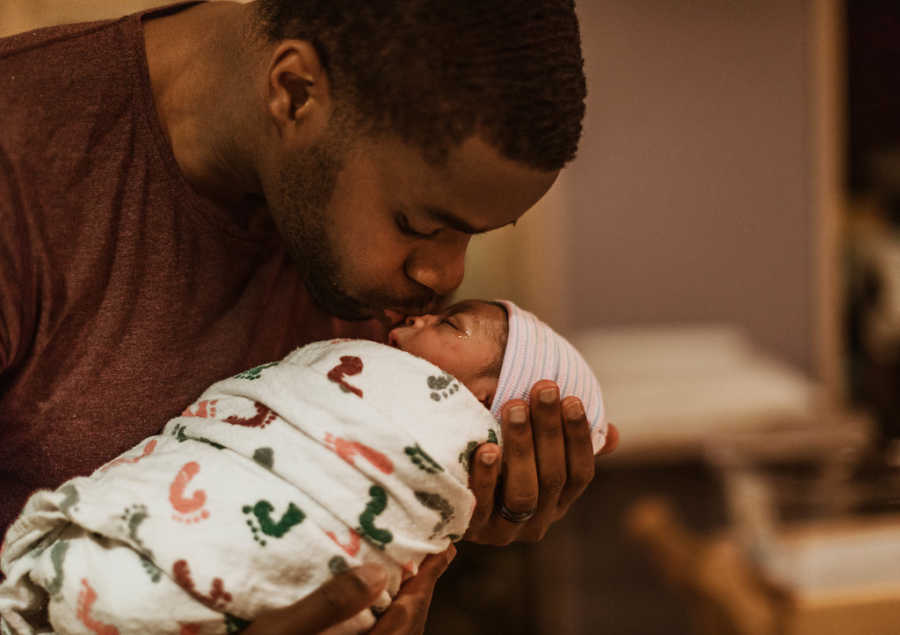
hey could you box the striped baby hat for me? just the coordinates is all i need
[489,300,607,453]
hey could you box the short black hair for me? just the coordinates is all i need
[255,0,587,170]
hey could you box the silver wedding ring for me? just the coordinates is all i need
[496,503,537,523]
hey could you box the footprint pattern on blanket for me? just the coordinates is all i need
[242,500,306,546]
[327,355,364,397]
[172,559,232,611]
[224,401,277,429]
[233,361,278,381]
[458,429,499,472]
[414,491,455,539]
[427,372,459,402]
[138,554,162,583]
[357,485,393,550]
[253,446,274,469]
[169,462,210,523]
[77,578,120,635]
[45,540,70,596]
[325,528,361,556]
[171,423,225,450]
[405,444,443,474]
[99,439,157,472]
[119,503,151,555]
[181,399,217,418]
[324,433,394,474]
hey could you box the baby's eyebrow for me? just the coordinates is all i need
[444,302,476,318]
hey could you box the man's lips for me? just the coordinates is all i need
[383,309,406,327]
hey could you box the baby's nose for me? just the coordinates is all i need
[406,314,436,328]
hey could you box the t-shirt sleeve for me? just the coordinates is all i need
[0,150,29,375]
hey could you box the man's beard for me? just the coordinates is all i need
[269,133,437,321]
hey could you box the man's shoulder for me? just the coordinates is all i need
[0,18,122,60]
[0,15,141,150]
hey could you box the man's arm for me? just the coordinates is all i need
[465,380,619,544]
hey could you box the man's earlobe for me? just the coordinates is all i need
[266,41,330,136]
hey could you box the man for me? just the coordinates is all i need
[0,0,617,631]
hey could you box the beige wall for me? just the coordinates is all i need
[565,0,815,371]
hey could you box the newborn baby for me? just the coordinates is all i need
[0,300,605,635]
[389,299,606,452]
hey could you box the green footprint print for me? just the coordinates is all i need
[357,486,393,550]
[242,500,305,546]
[233,361,279,381]
[458,429,499,471]
[405,444,443,474]
[172,423,225,450]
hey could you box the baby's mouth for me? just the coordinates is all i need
[387,329,401,349]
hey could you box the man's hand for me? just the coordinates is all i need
[465,380,619,544]
[242,546,455,635]
[369,546,456,634]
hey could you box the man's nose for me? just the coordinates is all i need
[405,236,468,297]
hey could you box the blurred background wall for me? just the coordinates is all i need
[461,0,819,375]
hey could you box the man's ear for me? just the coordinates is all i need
[266,40,331,144]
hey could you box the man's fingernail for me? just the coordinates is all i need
[509,406,526,424]
[481,452,498,466]
[564,401,584,420]
[355,563,387,589]
[539,387,558,405]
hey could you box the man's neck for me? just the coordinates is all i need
[143,1,265,215]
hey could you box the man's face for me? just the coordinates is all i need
[264,126,558,321]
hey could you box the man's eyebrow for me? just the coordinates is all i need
[425,206,491,235]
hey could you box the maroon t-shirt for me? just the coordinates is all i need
[0,6,383,537]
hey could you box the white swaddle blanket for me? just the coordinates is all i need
[0,340,500,635]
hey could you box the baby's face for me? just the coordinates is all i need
[388,300,506,406]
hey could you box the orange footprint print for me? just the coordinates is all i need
[169,462,210,523]
[99,439,158,472]
[323,433,394,474]
[77,578,120,635]
[325,528,361,556]
[181,399,218,418]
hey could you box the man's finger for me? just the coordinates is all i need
[528,380,567,526]
[499,402,539,512]
[465,443,501,537]
[556,396,595,512]
[243,564,387,635]
[370,546,457,635]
